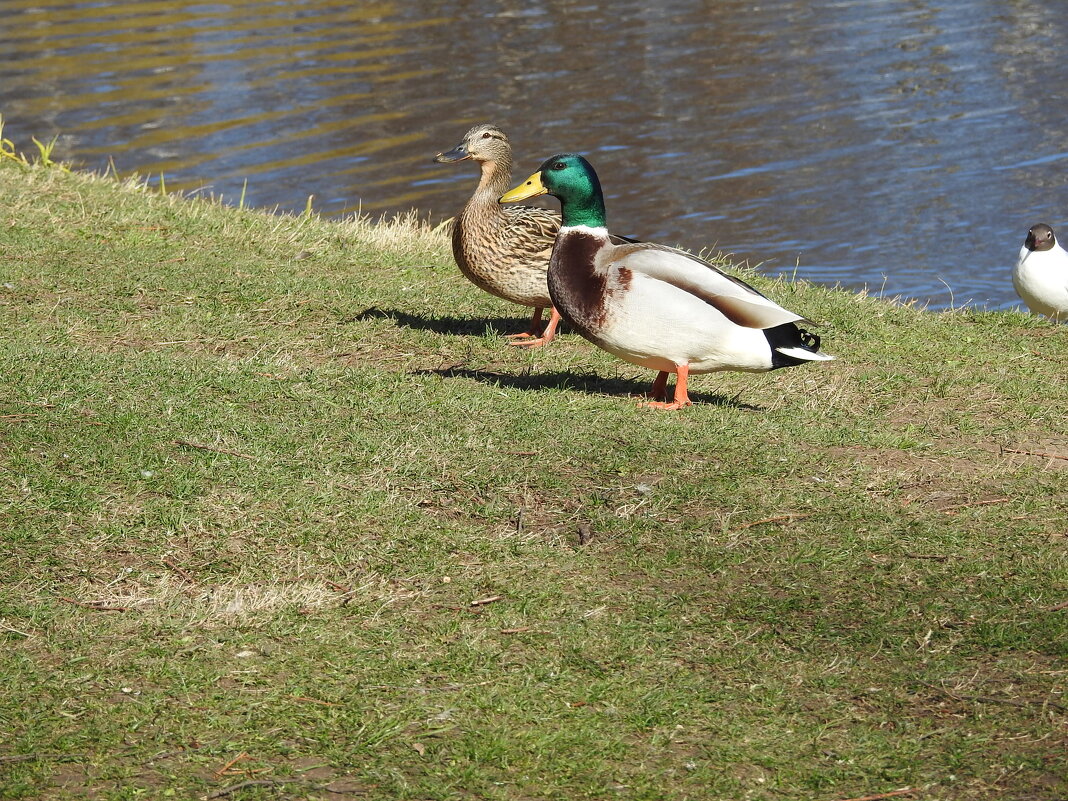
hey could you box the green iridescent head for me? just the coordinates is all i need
[500,153,607,229]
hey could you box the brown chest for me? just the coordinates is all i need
[547,233,622,335]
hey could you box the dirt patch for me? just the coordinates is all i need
[823,443,993,478]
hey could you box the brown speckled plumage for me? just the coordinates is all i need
[434,124,562,344]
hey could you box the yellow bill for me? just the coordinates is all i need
[500,171,547,203]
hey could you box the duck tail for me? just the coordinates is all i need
[765,324,835,369]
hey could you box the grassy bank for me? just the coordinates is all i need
[0,161,1065,801]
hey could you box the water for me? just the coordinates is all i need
[3,0,1066,309]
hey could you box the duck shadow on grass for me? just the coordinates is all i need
[353,306,548,338]
[357,307,763,410]
[413,366,764,411]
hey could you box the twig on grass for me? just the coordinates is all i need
[828,789,917,801]
[172,439,256,460]
[470,595,504,607]
[0,621,33,637]
[919,680,1067,713]
[212,752,249,778]
[731,513,813,532]
[59,596,128,612]
[1001,446,1068,462]
[163,557,196,583]
[1048,600,1068,611]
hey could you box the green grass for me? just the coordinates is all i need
[1,161,1066,801]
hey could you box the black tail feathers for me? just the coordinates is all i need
[765,323,826,369]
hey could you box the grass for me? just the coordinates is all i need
[1,116,66,171]
[0,159,1065,801]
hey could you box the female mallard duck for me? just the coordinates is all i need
[500,154,833,409]
[1014,223,1068,321]
[434,124,562,346]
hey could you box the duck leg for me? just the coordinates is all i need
[647,371,670,402]
[505,307,544,341]
[642,364,692,410]
[506,307,561,348]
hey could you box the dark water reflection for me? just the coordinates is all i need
[3,0,1067,308]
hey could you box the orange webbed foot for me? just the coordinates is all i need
[638,365,691,410]
[506,335,552,348]
[640,399,693,411]
[505,307,560,348]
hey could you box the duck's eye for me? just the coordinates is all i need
[482,132,492,138]
[551,161,567,170]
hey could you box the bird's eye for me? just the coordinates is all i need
[482,132,492,139]
[551,161,566,170]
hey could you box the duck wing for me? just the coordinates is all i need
[500,204,561,264]
[609,242,806,329]
[500,206,643,263]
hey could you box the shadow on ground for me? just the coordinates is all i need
[353,306,552,337]
[357,307,764,409]
[415,366,762,410]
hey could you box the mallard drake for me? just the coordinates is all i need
[500,153,833,409]
[1014,223,1068,321]
[433,124,562,347]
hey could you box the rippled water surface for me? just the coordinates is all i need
[4,0,1068,308]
